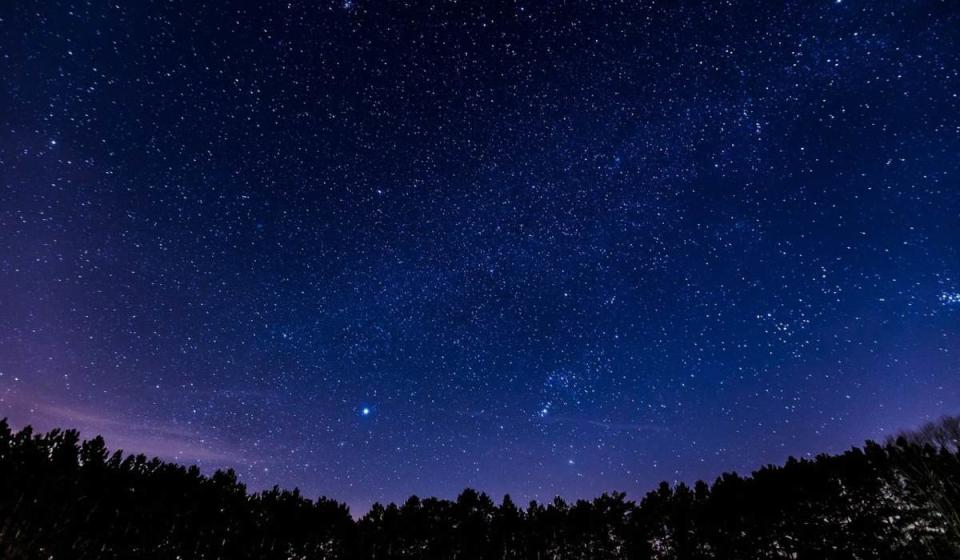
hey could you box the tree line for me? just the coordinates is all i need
[0,416,958,559]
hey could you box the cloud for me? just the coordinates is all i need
[2,392,248,466]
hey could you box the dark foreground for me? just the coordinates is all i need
[0,417,958,559]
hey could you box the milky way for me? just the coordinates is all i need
[1,0,958,514]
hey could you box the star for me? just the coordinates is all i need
[2,0,956,517]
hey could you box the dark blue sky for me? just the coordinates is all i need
[2,0,958,514]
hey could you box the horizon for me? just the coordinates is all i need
[2,413,947,519]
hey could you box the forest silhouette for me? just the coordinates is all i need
[0,416,958,559]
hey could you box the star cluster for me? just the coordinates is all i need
[1,0,958,514]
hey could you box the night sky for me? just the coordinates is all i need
[2,0,959,515]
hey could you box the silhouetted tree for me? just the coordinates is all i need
[0,417,958,559]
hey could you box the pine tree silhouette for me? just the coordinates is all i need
[0,416,958,559]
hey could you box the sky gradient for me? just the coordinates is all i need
[2,0,959,515]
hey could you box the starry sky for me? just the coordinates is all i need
[1,0,959,514]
